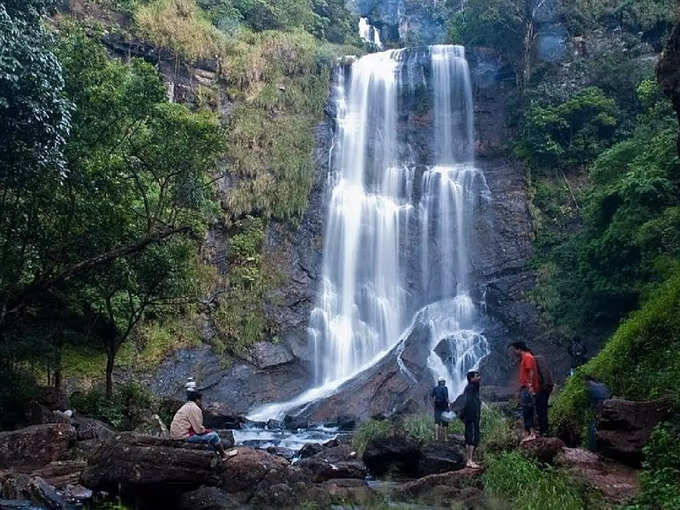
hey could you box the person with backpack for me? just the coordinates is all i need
[431,377,450,442]
[533,354,554,435]
[508,342,540,441]
[458,370,482,468]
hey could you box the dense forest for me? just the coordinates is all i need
[1,0,679,508]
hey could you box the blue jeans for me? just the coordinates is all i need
[186,431,221,448]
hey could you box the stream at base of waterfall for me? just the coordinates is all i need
[249,45,492,423]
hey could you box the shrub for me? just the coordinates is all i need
[626,421,680,510]
[71,380,156,430]
[552,271,680,442]
[352,419,393,455]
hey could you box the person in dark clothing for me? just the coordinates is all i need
[533,354,554,435]
[568,336,587,375]
[431,377,450,442]
[459,370,482,468]
[585,375,610,451]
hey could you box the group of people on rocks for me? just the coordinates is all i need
[431,341,556,468]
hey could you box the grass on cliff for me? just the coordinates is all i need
[551,270,680,442]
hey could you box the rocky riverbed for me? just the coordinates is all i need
[0,393,665,510]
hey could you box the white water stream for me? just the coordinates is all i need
[250,45,491,421]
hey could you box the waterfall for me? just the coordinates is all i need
[249,45,491,421]
[359,17,383,49]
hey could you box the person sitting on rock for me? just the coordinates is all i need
[170,391,236,461]
[458,370,482,468]
[431,377,450,442]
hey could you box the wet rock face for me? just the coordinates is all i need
[595,398,674,467]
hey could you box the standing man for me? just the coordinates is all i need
[533,354,554,436]
[508,342,540,441]
[458,370,482,468]
[431,377,450,442]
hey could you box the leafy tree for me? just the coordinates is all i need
[517,87,619,172]
[54,31,225,396]
[531,82,680,332]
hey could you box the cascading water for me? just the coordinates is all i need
[250,45,491,421]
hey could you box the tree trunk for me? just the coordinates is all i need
[105,349,115,399]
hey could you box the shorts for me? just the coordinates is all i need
[434,408,449,426]
[464,420,480,446]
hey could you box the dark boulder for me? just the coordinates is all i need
[519,436,566,464]
[297,444,365,482]
[363,436,421,476]
[0,473,72,510]
[70,415,113,442]
[29,461,87,488]
[0,424,76,470]
[81,434,291,501]
[297,443,323,459]
[596,398,674,466]
[418,446,466,475]
[391,468,483,507]
[203,404,245,430]
[177,487,241,510]
[555,448,640,505]
[283,414,309,431]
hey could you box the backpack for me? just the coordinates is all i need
[433,385,448,406]
[535,355,554,392]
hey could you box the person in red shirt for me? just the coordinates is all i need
[509,342,539,441]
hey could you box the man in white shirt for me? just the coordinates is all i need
[170,391,236,461]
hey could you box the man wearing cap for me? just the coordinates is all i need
[170,391,236,461]
[431,377,450,442]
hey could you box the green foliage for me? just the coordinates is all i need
[351,419,393,455]
[480,406,518,455]
[627,421,680,510]
[71,380,156,430]
[516,87,619,172]
[0,0,71,181]
[529,82,679,332]
[482,452,590,510]
[551,271,680,441]
[212,215,280,353]
[449,0,529,85]
[0,367,41,430]
[566,0,676,46]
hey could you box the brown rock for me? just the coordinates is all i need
[29,460,87,488]
[556,448,640,505]
[518,436,566,464]
[177,486,241,510]
[392,468,483,506]
[596,398,673,466]
[80,434,291,501]
[0,424,76,470]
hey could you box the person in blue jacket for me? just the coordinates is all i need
[431,377,450,442]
